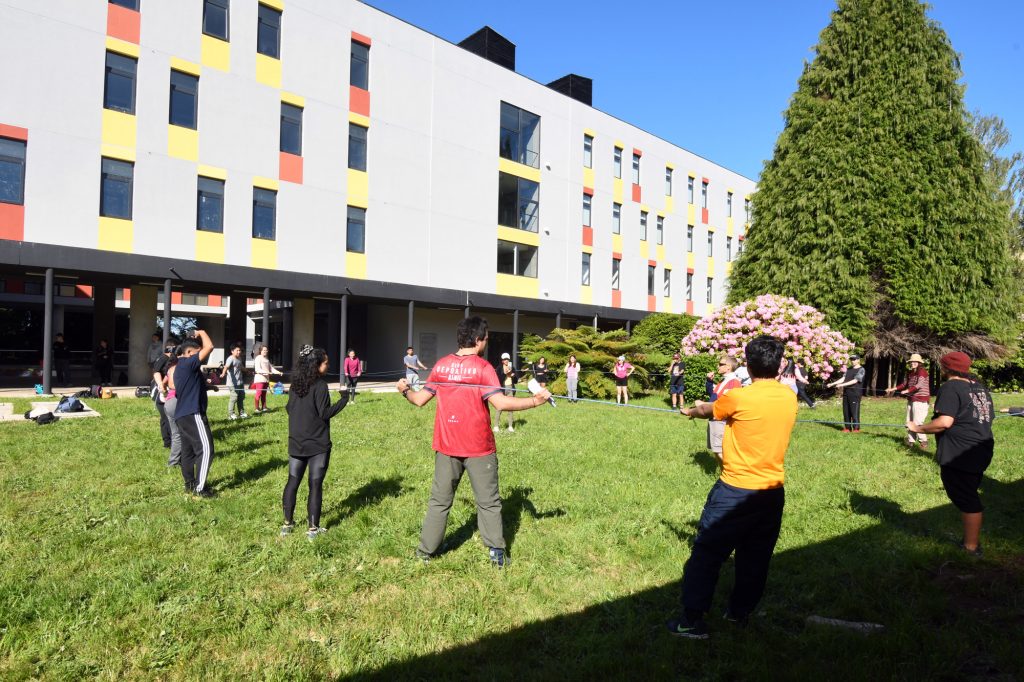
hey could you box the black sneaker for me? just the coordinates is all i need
[414,549,432,564]
[280,523,295,536]
[723,610,749,627]
[958,540,983,558]
[489,547,506,568]
[192,487,216,499]
[666,615,709,639]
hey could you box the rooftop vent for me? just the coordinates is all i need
[547,74,593,106]
[458,26,516,71]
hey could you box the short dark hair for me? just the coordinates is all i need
[406,346,414,351]
[179,338,201,353]
[745,335,784,379]
[457,316,489,349]
[230,342,243,352]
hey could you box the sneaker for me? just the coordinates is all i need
[192,487,215,499]
[842,429,850,433]
[307,526,326,541]
[489,547,506,567]
[507,426,514,433]
[958,541,983,558]
[493,426,500,432]
[280,523,295,536]
[723,610,749,627]
[414,549,432,564]
[853,429,861,433]
[240,412,249,419]
[229,414,237,420]
[666,615,709,640]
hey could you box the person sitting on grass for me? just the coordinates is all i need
[174,330,216,498]
[396,316,551,568]
[667,335,797,640]
[906,352,994,557]
[281,345,348,541]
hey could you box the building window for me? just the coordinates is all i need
[100,158,133,219]
[701,180,708,209]
[687,176,694,204]
[0,138,27,205]
[687,224,694,252]
[707,232,714,256]
[497,240,538,278]
[706,277,713,304]
[181,293,210,306]
[169,70,199,129]
[109,0,139,9]
[256,3,281,59]
[498,172,539,232]
[196,176,224,232]
[656,216,664,245]
[25,281,44,296]
[613,147,622,178]
[499,102,540,168]
[640,211,648,241]
[583,134,593,168]
[347,206,365,253]
[686,273,693,300]
[726,236,733,261]
[738,238,744,255]
[663,268,671,297]
[582,193,591,227]
[351,40,369,90]
[348,123,367,171]
[726,191,733,218]
[647,265,656,296]
[745,198,751,223]
[612,202,621,234]
[665,167,673,196]
[252,187,276,239]
[611,257,620,290]
[203,0,229,40]
[581,252,591,286]
[103,51,137,114]
[280,103,302,155]
[631,153,640,184]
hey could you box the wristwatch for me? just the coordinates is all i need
[402,388,410,397]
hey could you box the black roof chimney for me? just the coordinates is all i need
[547,74,593,106]
[458,26,516,71]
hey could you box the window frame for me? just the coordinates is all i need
[348,122,367,171]
[256,3,281,59]
[640,210,648,241]
[582,193,591,227]
[99,157,134,220]
[706,277,714,304]
[631,153,640,184]
[647,264,656,296]
[168,69,199,129]
[611,257,621,290]
[656,215,664,245]
[687,176,694,204]
[686,272,693,300]
[350,40,369,90]
[612,202,621,235]
[346,205,366,254]
[613,147,622,178]
[727,191,733,217]
[583,133,593,169]
[279,102,303,155]
[701,180,708,209]
[497,171,540,233]
[581,252,591,286]
[707,231,714,256]
[499,102,541,169]
[202,0,230,41]
[196,176,225,233]
[665,167,673,196]
[726,236,733,261]
[0,137,27,206]
[496,240,538,278]
[687,224,694,252]
[103,51,137,114]
[663,268,671,297]
[252,186,277,240]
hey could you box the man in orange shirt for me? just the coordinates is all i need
[667,335,797,639]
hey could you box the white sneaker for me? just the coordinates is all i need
[228,414,237,420]
[493,426,500,432]
[240,412,249,419]
[507,426,514,432]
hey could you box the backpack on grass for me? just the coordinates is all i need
[24,411,58,425]
[55,396,84,413]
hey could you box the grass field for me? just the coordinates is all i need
[1,389,1022,680]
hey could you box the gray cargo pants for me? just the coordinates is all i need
[418,452,504,555]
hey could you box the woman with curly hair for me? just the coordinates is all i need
[282,345,348,540]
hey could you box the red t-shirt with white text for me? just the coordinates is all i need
[424,353,502,457]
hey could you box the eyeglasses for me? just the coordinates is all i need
[717,363,728,367]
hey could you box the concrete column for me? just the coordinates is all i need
[592,314,598,331]
[262,288,271,349]
[52,304,66,338]
[43,268,54,394]
[128,284,158,385]
[626,320,632,336]
[291,298,314,370]
[327,301,340,376]
[340,294,348,371]
[512,309,519,370]
[162,279,172,345]
[228,293,247,352]
[282,305,294,371]
[555,311,562,330]
[407,300,415,348]
[92,283,116,352]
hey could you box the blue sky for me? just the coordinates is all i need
[365,0,1024,181]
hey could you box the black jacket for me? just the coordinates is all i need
[286,379,347,457]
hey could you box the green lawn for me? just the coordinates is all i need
[1,390,1022,680]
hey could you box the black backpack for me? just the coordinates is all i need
[24,410,58,425]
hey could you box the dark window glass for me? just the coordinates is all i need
[612,203,621,234]
[0,138,27,205]
[252,187,276,239]
[613,147,622,178]
[203,0,229,40]
[640,211,648,241]
[100,157,133,219]
[347,206,365,253]
[648,265,656,296]
[582,252,591,286]
[727,191,733,217]
[632,154,640,184]
[497,172,539,232]
[701,181,708,208]
[706,277,714,304]
[280,103,302,155]
[499,102,540,168]
[687,273,693,300]
[496,240,537,277]
[687,225,694,252]
[687,177,694,203]
[197,176,224,232]
[348,123,367,170]
[104,51,137,114]
[257,4,281,59]
[611,258,620,290]
[109,0,139,9]
[664,269,671,297]
[169,70,199,129]
[583,134,593,168]
[582,193,591,227]
[666,167,673,196]
[656,216,664,245]
[350,41,369,90]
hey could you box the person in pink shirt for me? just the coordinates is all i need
[343,349,362,404]
[613,355,634,405]
[564,354,581,403]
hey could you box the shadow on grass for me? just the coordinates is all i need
[210,417,267,440]
[323,476,406,529]
[349,478,1024,680]
[216,455,285,491]
[691,449,720,477]
[660,518,700,544]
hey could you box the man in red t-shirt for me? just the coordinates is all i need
[396,316,551,567]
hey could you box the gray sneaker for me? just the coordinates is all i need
[280,523,295,536]
[306,526,327,541]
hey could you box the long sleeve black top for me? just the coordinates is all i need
[286,379,347,457]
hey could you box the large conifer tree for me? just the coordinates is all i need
[728,0,1022,357]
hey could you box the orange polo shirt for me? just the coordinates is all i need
[712,379,798,490]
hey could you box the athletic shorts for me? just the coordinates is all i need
[940,466,984,513]
[615,376,629,387]
[669,383,685,395]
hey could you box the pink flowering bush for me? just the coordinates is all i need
[681,295,855,379]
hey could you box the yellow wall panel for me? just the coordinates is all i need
[170,57,201,76]
[582,167,594,189]
[496,273,540,299]
[253,175,280,191]
[347,169,369,208]
[581,244,593,255]
[346,252,367,279]
[706,302,713,316]
[198,164,227,180]
[687,204,696,225]
[102,109,136,150]
[707,257,715,277]
[281,91,305,107]
[665,196,674,213]
[663,296,673,312]
[348,112,370,127]
[687,252,695,269]
[98,217,132,252]
[656,245,665,261]
[100,143,135,162]
[613,178,623,204]
[201,35,230,72]
[497,225,540,247]
[105,36,140,58]
[251,239,278,269]
[260,0,285,10]
[167,125,198,161]
[498,157,541,183]
[611,234,623,254]
[195,230,225,263]
[255,53,282,88]
[639,241,649,260]
[580,286,592,304]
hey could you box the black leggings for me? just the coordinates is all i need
[282,452,331,528]
[345,376,358,400]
